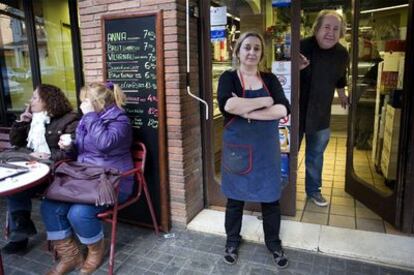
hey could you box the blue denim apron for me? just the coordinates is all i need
[221,73,281,203]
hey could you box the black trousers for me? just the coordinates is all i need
[225,198,282,252]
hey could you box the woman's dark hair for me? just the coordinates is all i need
[36,84,73,117]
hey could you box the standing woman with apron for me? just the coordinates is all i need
[217,31,290,268]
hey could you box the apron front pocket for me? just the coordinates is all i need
[222,143,252,175]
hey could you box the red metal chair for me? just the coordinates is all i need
[97,141,159,275]
[0,250,4,275]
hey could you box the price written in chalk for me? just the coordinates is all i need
[104,15,159,132]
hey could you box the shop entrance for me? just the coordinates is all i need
[200,0,414,233]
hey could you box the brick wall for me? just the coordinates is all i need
[77,0,204,228]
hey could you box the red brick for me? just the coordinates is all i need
[141,0,175,5]
[81,49,102,56]
[164,66,180,73]
[78,0,93,8]
[80,21,100,28]
[163,18,176,27]
[80,5,107,15]
[80,14,94,23]
[164,10,177,19]
[93,0,118,4]
[81,42,97,50]
[82,27,100,35]
[84,63,103,69]
[108,1,140,10]
[82,34,101,42]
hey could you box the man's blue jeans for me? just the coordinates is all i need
[299,128,331,196]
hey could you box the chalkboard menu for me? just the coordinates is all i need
[102,11,168,231]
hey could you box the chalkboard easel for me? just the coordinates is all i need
[101,11,168,232]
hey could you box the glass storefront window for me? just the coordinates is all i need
[32,0,77,108]
[0,1,33,112]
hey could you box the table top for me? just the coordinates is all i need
[0,161,50,196]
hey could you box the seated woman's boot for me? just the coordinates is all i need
[2,210,37,254]
[2,239,28,254]
[46,237,84,275]
[10,210,37,240]
[80,238,105,275]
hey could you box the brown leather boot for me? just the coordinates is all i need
[79,238,105,274]
[46,237,84,275]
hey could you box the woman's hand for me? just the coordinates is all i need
[80,98,95,114]
[58,134,73,150]
[30,152,50,160]
[18,104,32,122]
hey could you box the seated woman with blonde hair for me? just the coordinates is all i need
[41,82,134,275]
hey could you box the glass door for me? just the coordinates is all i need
[346,0,409,226]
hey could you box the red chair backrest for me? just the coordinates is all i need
[132,142,146,173]
[119,142,146,203]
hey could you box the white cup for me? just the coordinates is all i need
[60,134,72,146]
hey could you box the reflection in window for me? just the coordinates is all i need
[32,0,77,108]
[353,3,408,194]
[0,2,33,111]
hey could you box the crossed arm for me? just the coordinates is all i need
[225,95,288,121]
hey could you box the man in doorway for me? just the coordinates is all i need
[299,10,349,207]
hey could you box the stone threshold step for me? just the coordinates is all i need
[187,209,414,271]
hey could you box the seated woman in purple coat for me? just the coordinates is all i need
[40,82,133,275]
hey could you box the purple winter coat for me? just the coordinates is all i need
[75,104,134,196]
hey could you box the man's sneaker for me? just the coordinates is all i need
[272,249,288,269]
[309,192,329,207]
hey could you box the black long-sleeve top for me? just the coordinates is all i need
[217,70,291,125]
[300,36,349,134]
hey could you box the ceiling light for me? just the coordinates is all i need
[360,4,408,14]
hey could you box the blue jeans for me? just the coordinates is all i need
[299,128,331,196]
[40,193,129,245]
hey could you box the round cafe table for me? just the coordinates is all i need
[0,161,50,274]
[0,161,50,196]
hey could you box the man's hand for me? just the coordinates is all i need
[337,90,349,109]
[299,53,310,70]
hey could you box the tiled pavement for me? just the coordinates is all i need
[1,199,413,275]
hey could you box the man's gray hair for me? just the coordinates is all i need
[312,10,347,38]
